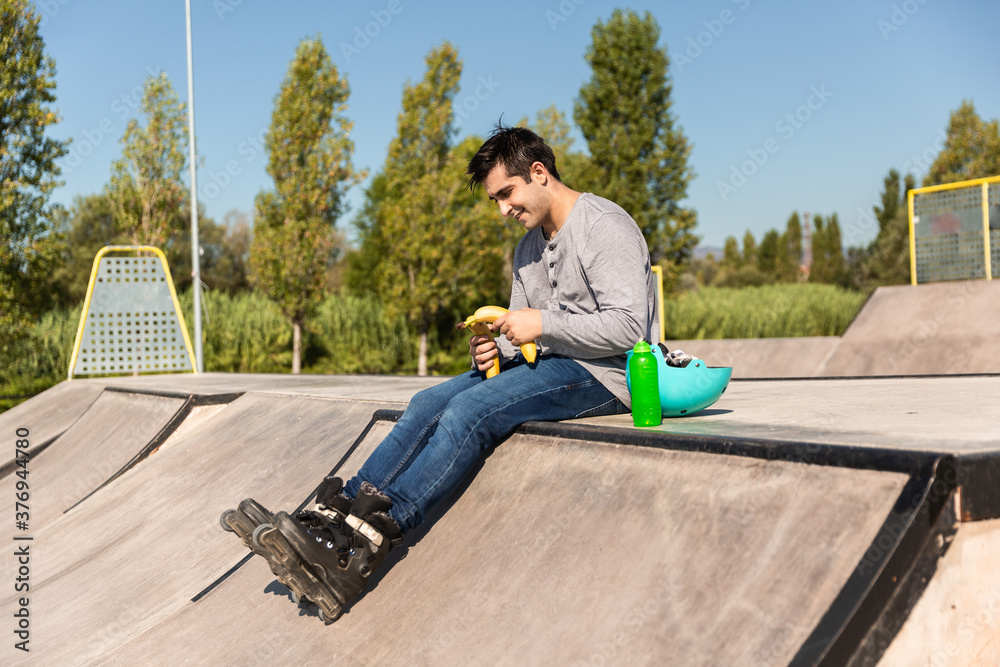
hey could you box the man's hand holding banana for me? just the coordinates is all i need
[458,306,540,377]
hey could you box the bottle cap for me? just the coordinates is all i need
[632,340,652,354]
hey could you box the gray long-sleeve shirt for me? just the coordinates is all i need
[496,192,659,407]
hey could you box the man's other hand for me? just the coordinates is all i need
[493,308,542,347]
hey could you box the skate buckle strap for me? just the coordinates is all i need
[315,508,343,523]
[345,514,384,551]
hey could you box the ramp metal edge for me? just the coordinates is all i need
[793,457,959,667]
[104,385,245,405]
[845,494,960,666]
[517,418,1000,521]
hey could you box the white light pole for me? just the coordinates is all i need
[184,0,203,372]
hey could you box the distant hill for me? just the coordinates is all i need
[693,245,722,260]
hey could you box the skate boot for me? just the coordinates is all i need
[251,481,403,624]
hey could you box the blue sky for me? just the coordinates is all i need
[37,0,1000,250]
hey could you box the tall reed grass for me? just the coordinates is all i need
[664,284,867,339]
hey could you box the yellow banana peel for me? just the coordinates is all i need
[456,305,538,377]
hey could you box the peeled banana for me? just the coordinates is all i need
[456,305,538,377]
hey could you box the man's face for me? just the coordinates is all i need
[483,163,550,233]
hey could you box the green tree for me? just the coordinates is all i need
[712,232,771,288]
[720,236,741,270]
[758,230,781,277]
[106,73,187,247]
[345,171,390,296]
[0,0,68,351]
[47,192,123,305]
[875,168,903,227]
[167,203,249,294]
[742,230,758,268]
[809,214,846,285]
[250,36,363,373]
[924,100,1000,186]
[574,8,698,282]
[776,212,803,282]
[861,169,915,287]
[362,43,507,375]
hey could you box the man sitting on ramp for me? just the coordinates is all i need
[221,122,659,623]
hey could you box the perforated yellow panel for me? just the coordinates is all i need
[911,178,996,284]
[71,253,194,376]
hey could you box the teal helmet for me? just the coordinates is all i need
[626,343,732,417]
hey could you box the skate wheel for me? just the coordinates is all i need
[318,606,342,625]
[290,590,300,604]
[251,522,273,550]
[220,509,237,533]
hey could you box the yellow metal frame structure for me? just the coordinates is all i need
[651,265,666,341]
[908,175,999,285]
[68,245,198,379]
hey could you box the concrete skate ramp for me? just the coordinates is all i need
[817,279,1000,376]
[667,279,1000,378]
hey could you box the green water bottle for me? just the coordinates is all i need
[629,340,662,427]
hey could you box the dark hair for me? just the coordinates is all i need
[466,121,561,191]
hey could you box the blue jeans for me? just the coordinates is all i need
[344,355,627,533]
